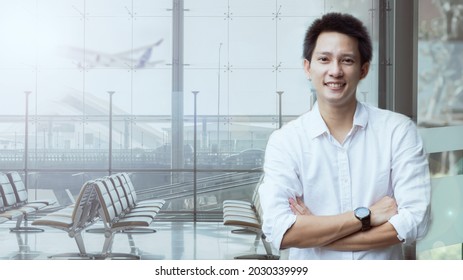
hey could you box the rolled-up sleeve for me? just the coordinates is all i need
[259,128,303,250]
[388,119,431,244]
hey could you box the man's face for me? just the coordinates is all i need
[304,31,369,108]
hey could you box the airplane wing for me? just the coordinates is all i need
[62,39,164,69]
[114,39,163,57]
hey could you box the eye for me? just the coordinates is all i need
[317,56,329,63]
[341,58,355,65]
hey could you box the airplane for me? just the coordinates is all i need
[62,39,164,69]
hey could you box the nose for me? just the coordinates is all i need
[328,61,343,77]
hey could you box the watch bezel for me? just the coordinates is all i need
[354,207,371,231]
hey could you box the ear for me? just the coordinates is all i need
[303,59,311,80]
[360,62,370,79]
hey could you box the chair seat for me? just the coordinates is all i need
[48,206,74,218]
[223,216,261,228]
[223,204,254,211]
[0,209,24,219]
[30,199,56,206]
[223,210,258,219]
[20,202,48,211]
[130,206,161,213]
[112,216,153,228]
[123,210,157,219]
[137,198,165,204]
[136,201,165,209]
[32,215,74,228]
[223,200,252,206]
[14,206,37,215]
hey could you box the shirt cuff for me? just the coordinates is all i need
[388,213,414,244]
[264,214,297,250]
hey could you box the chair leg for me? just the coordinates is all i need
[234,254,280,260]
[85,227,106,234]
[10,215,44,233]
[122,228,156,234]
[46,233,94,260]
[251,232,262,248]
[96,253,140,260]
[231,228,255,234]
[74,232,87,255]
[261,236,279,259]
[47,253,94,260]
[234,233,280,260]
[102,232,115,255]
[96,232,140,260]
[127,233,140,255]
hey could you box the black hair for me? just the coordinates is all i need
[303,13,372,65]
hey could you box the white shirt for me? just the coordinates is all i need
[259,101,431,260]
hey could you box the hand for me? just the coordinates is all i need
[289,197,312,216]
[369,196,397,227]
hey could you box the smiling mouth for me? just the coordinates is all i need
[324,82,346,89]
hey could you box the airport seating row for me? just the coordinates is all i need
[0,171,55,231]
[222,176,279,259]
[32,173,165,259]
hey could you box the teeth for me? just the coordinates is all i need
[325,83,344,89]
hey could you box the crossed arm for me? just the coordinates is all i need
[281,196,402,251]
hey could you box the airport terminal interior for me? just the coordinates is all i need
[0,0,463,260]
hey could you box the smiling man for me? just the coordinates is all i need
[259,13,431,260]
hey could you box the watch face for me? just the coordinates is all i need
[355,207,370,219]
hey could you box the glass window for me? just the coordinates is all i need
[229,0,276,17]
[277,0,324,17]
[134,0,172,17]
[229,17,276,68]
[86,0,133,17]
[184,17,228,68]
[184,0,228,17]
[37,69,84,115]
[0,0,380,222]
[277,17,314,69]
[416,0,463,259]
[0,70,37,115]
[133,69,172,115]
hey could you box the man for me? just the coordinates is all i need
[259,13,431,260]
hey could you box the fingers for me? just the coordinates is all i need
[289,197,311,215]
[289,203,299,214]
[289,197,299,214]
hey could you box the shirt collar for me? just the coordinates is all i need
[307,101,369,139]
[307,102,329,139]
[353,101,369,129]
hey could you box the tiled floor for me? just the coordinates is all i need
[0,219,280,260]
[4,217,456,261]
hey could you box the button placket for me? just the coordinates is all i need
[337,147,352,213]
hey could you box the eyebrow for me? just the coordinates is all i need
[314,51,357,58]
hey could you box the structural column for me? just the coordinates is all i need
[108,91,115,175]
[172,0,184,182]
[24,91,31,190]
[192,90,199,221]
[277,90,284,129]
[378,0,417,120]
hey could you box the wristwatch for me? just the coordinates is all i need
[354,207,371,231]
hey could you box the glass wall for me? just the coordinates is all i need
[416,0,463,259]
[0,0,379,220]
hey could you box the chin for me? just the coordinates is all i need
[322,95,356,106]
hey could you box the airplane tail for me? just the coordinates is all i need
[135,39,163,69]
[135,47,153,69]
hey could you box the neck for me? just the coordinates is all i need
[318,99,357,144]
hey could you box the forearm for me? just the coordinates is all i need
[281,211,362,249]
[323,222,401,251]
